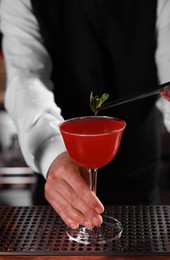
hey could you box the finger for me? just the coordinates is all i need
[48,192,81,229]
[46,187,101,229]
[53,178,103,227]
[160,91,170,101]
[63,165,104,214]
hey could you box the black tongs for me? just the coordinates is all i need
[96,81,170,112]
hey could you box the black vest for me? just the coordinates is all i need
[31,0,161,203]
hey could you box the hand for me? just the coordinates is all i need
[160,90,170,101]
[45,152,104,229]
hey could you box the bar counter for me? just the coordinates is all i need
[0,205,170,258]
[0,256,169,259]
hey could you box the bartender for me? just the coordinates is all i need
[0,0,170,229]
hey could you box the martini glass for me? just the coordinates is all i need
[59,116,126,244]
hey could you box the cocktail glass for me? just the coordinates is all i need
[59,116,126,244]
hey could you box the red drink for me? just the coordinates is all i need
[59,116,126,244]
[59,116,126,169]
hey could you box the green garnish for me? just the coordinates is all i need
[90,92,109,116]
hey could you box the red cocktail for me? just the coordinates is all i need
[60,116,125,169]
[59,116,126,244]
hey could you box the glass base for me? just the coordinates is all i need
[66,215,123,245]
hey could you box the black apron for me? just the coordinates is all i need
[31,0,161,205]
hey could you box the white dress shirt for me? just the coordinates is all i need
[0,0,170,178]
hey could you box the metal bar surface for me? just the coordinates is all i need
[0,205,170,256]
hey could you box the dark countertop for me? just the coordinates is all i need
[0,205,170,258]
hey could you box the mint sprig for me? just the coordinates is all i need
[90,92,109,116]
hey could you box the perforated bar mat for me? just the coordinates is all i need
[0,205,170,256]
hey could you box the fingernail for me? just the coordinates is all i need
[83,221,93,229]
[92,216,101,226]
[95,206,103,214]
[69,221,79,229]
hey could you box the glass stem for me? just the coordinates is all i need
[89,168,98,195]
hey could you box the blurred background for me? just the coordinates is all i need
[0,31,48,206]
[0,31,170,206]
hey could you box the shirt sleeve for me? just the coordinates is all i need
[0,0,66,178]
[155,0,170,132]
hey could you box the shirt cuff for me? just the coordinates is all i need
[35,135,66,179]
